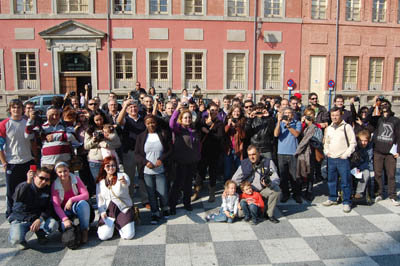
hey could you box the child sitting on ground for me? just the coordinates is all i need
[239,181,264,225]
[206,180,239,223]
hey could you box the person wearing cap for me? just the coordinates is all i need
[51,162,90,244]
[1,99,35,218]
[26,106,79,169]
[368,97,400,205]
[293,93,305,114]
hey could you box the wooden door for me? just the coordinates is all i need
[309,56,326,105]
[60,76,77,95]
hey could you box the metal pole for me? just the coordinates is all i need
[252,0,258,102]
[107,0,112,93]
[333,0,340,99]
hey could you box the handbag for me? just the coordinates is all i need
[61,225,81,249]
[109,186,140,224]
[315,148,325,162]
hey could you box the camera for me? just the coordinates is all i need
[182,102,188,108]
[260,168,273,186]
[156,93,164,102]
[69,91,76,97]
[129,90,139,100]
[232,118,238,124]
[282,115,289,121]
[354,96,360,102]
[93,131,104,140]
[304,115,313,121]
[377,95,384,101]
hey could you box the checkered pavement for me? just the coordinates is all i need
[1,173,400,265]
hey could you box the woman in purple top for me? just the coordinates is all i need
[169,103,201,214]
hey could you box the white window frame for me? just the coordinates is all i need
[52,0,94,14]
[146,48,173,90]
[182,0,207,16]
[225,0,249,17]
[343,56,359,90]
[181,49,207,90]
[262,0,285,18]
[223,50,249,90]
[260,51,284,90]
[311,0,327,20]
[372,0,386,22]
[112,0,136,14]
[146,0,172,15]
[10,0,37,14]
[0,50,4,91]
[111,48,137,90]
[12,49,40,91]
[393,58,400,91]
[345,0,361,21]
[368,57,384,91]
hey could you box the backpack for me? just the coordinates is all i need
[61,225,81,249]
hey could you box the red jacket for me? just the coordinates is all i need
[240,191,264,211]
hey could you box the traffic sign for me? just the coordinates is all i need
[287,79,294,87]
[328,80,335,88]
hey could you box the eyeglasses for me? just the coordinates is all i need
[310,98,317,100]
[105,164,117,169]
[244,105,253,109]
[140,97,145,100]
[38,176,51,182]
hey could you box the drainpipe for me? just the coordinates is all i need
[51,46,56,94]
[252,0,259,102]
[333,0,340,101]
[107,0,112,93]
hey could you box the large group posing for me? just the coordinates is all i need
[1,81,399,250]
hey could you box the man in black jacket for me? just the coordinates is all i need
[369,99,400,205]
[8,167,58,249]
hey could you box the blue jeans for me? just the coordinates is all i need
[327,158,352,205]
[89,161,102,181]
[9,218,59,245]
[62,200,90,231]
[212,208,234,223]
[143,173,168,215]
[240,200,260,222]
[224,150,241,181]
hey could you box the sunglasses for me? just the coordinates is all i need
[244,105,253,109]
[88,103,97,106]
[105,164,117,169]
[310,98,317,100]
[38,176,51,182]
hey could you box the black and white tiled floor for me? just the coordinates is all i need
[1,172,400,265]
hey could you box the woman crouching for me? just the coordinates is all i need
[96,156,135,240]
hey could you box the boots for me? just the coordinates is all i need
[208,186,216,202]
[81,229,89,244]
[191,185,202,201]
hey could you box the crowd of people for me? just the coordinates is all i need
[1,81,399,250]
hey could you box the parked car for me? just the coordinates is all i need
[24,94,64,120]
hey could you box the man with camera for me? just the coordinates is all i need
[368,97,400,205]
[101,93,122,113]
[232,145,281,223]
[274,107,302,203]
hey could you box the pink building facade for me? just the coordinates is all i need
[0,0,302,115]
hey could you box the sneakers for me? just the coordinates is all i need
[14,241,28,250]
[293,194,303,204]
[322,200,338,207]
[150,215,160,225]
[391,198,400,206]
[343,204,351,213]
[162,210,170,219]
[375,196,383,203]
[280,194,290,203]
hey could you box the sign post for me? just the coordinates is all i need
[328,80,335,111]
[287,79,294,99]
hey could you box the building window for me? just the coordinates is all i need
[58,0,89,14]
[14,0,34,14]
[262,54,282,90]
[369,57,384,91]
[264,0,283,17]
[311,0,327,20]
[372,0,386,22]
[343,57,358,90]
[224,51,249,90]
[227,0,247,17]
[346,0,361,21]
[184,0,204,15]
[394,58,400,90]
[14,51,40,90]
[150,0,169,14]
[114,0,133,14]
[114,52,134,89]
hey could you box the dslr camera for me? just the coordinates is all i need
[93,131,104,140]
[260,168,273,186]
[282,115,289,121]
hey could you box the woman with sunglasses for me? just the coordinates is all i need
[96,156,135,240]
[51,162,90,244]
[84,110,120,181]
[135,115,172,224]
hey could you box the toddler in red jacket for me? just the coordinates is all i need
[239,181,264,225]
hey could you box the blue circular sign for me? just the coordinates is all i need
[328,80,335,88]
[287,79,294,87]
